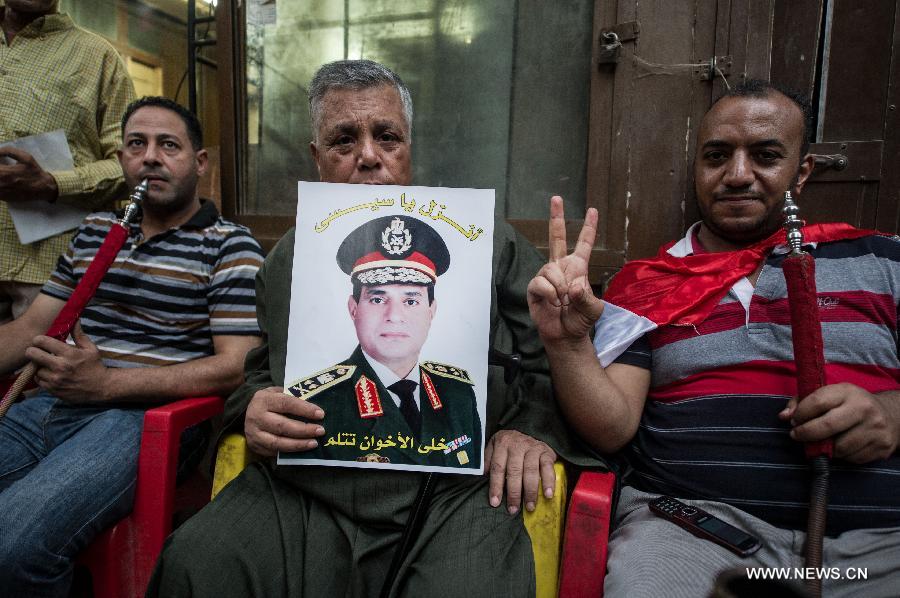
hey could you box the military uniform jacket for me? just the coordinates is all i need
[284,346,482,468]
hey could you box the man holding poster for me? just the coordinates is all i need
[284,214,482,468]
[150,59,593,597]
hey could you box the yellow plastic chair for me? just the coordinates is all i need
[212,434,567,598]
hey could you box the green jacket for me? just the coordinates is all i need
[282,345,482,468]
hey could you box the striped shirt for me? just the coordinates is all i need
[616,231,900,534]
[0,9,136,283]
[41,201,263,368]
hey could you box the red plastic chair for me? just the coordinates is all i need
[75,395,223,598]
[558,470,616,597]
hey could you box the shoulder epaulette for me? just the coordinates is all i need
[421,361,473,385]
[286,364,356,400]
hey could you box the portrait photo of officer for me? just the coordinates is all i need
[283,214,483,469]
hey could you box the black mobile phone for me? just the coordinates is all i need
[648,496,761,557]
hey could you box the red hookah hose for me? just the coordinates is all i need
[0,224,129,418]
[783,251,832,598]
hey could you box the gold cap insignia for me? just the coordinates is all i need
[357,453,391,463]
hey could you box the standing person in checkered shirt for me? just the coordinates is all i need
[0,0,136,322]
[0,97,263,597]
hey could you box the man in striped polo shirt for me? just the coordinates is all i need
[0,96,264,597]
[530,81,900,597]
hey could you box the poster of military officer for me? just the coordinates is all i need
[279,182,494,473]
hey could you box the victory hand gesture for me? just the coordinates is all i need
[527,196,604,345]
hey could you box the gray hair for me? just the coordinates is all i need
[308,59,414,140]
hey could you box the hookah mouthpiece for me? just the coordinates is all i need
[782,191,804,254]
[120,179,148,226]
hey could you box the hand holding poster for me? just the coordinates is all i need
[278,182,495,474]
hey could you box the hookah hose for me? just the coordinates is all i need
[782,192,833,598]
[0,180,148,419]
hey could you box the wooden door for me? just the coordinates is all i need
[547,0,779,287]
[558,0,900,288]
[771,0,900,232]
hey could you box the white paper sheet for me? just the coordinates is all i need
[1,129,90,244]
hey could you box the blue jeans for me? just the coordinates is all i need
[0,392,206,598]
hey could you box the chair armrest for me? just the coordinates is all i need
[523,461,567,598]
[142,395,224,433]
[132,396,224,569]
[558,470,616,597]
[211,433,252,499]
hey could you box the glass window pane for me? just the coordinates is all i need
[66,0,118,40]
[242,0,592,218]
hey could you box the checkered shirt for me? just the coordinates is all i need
[0,9,135,283]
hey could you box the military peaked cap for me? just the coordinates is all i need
[337,215,450,285]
